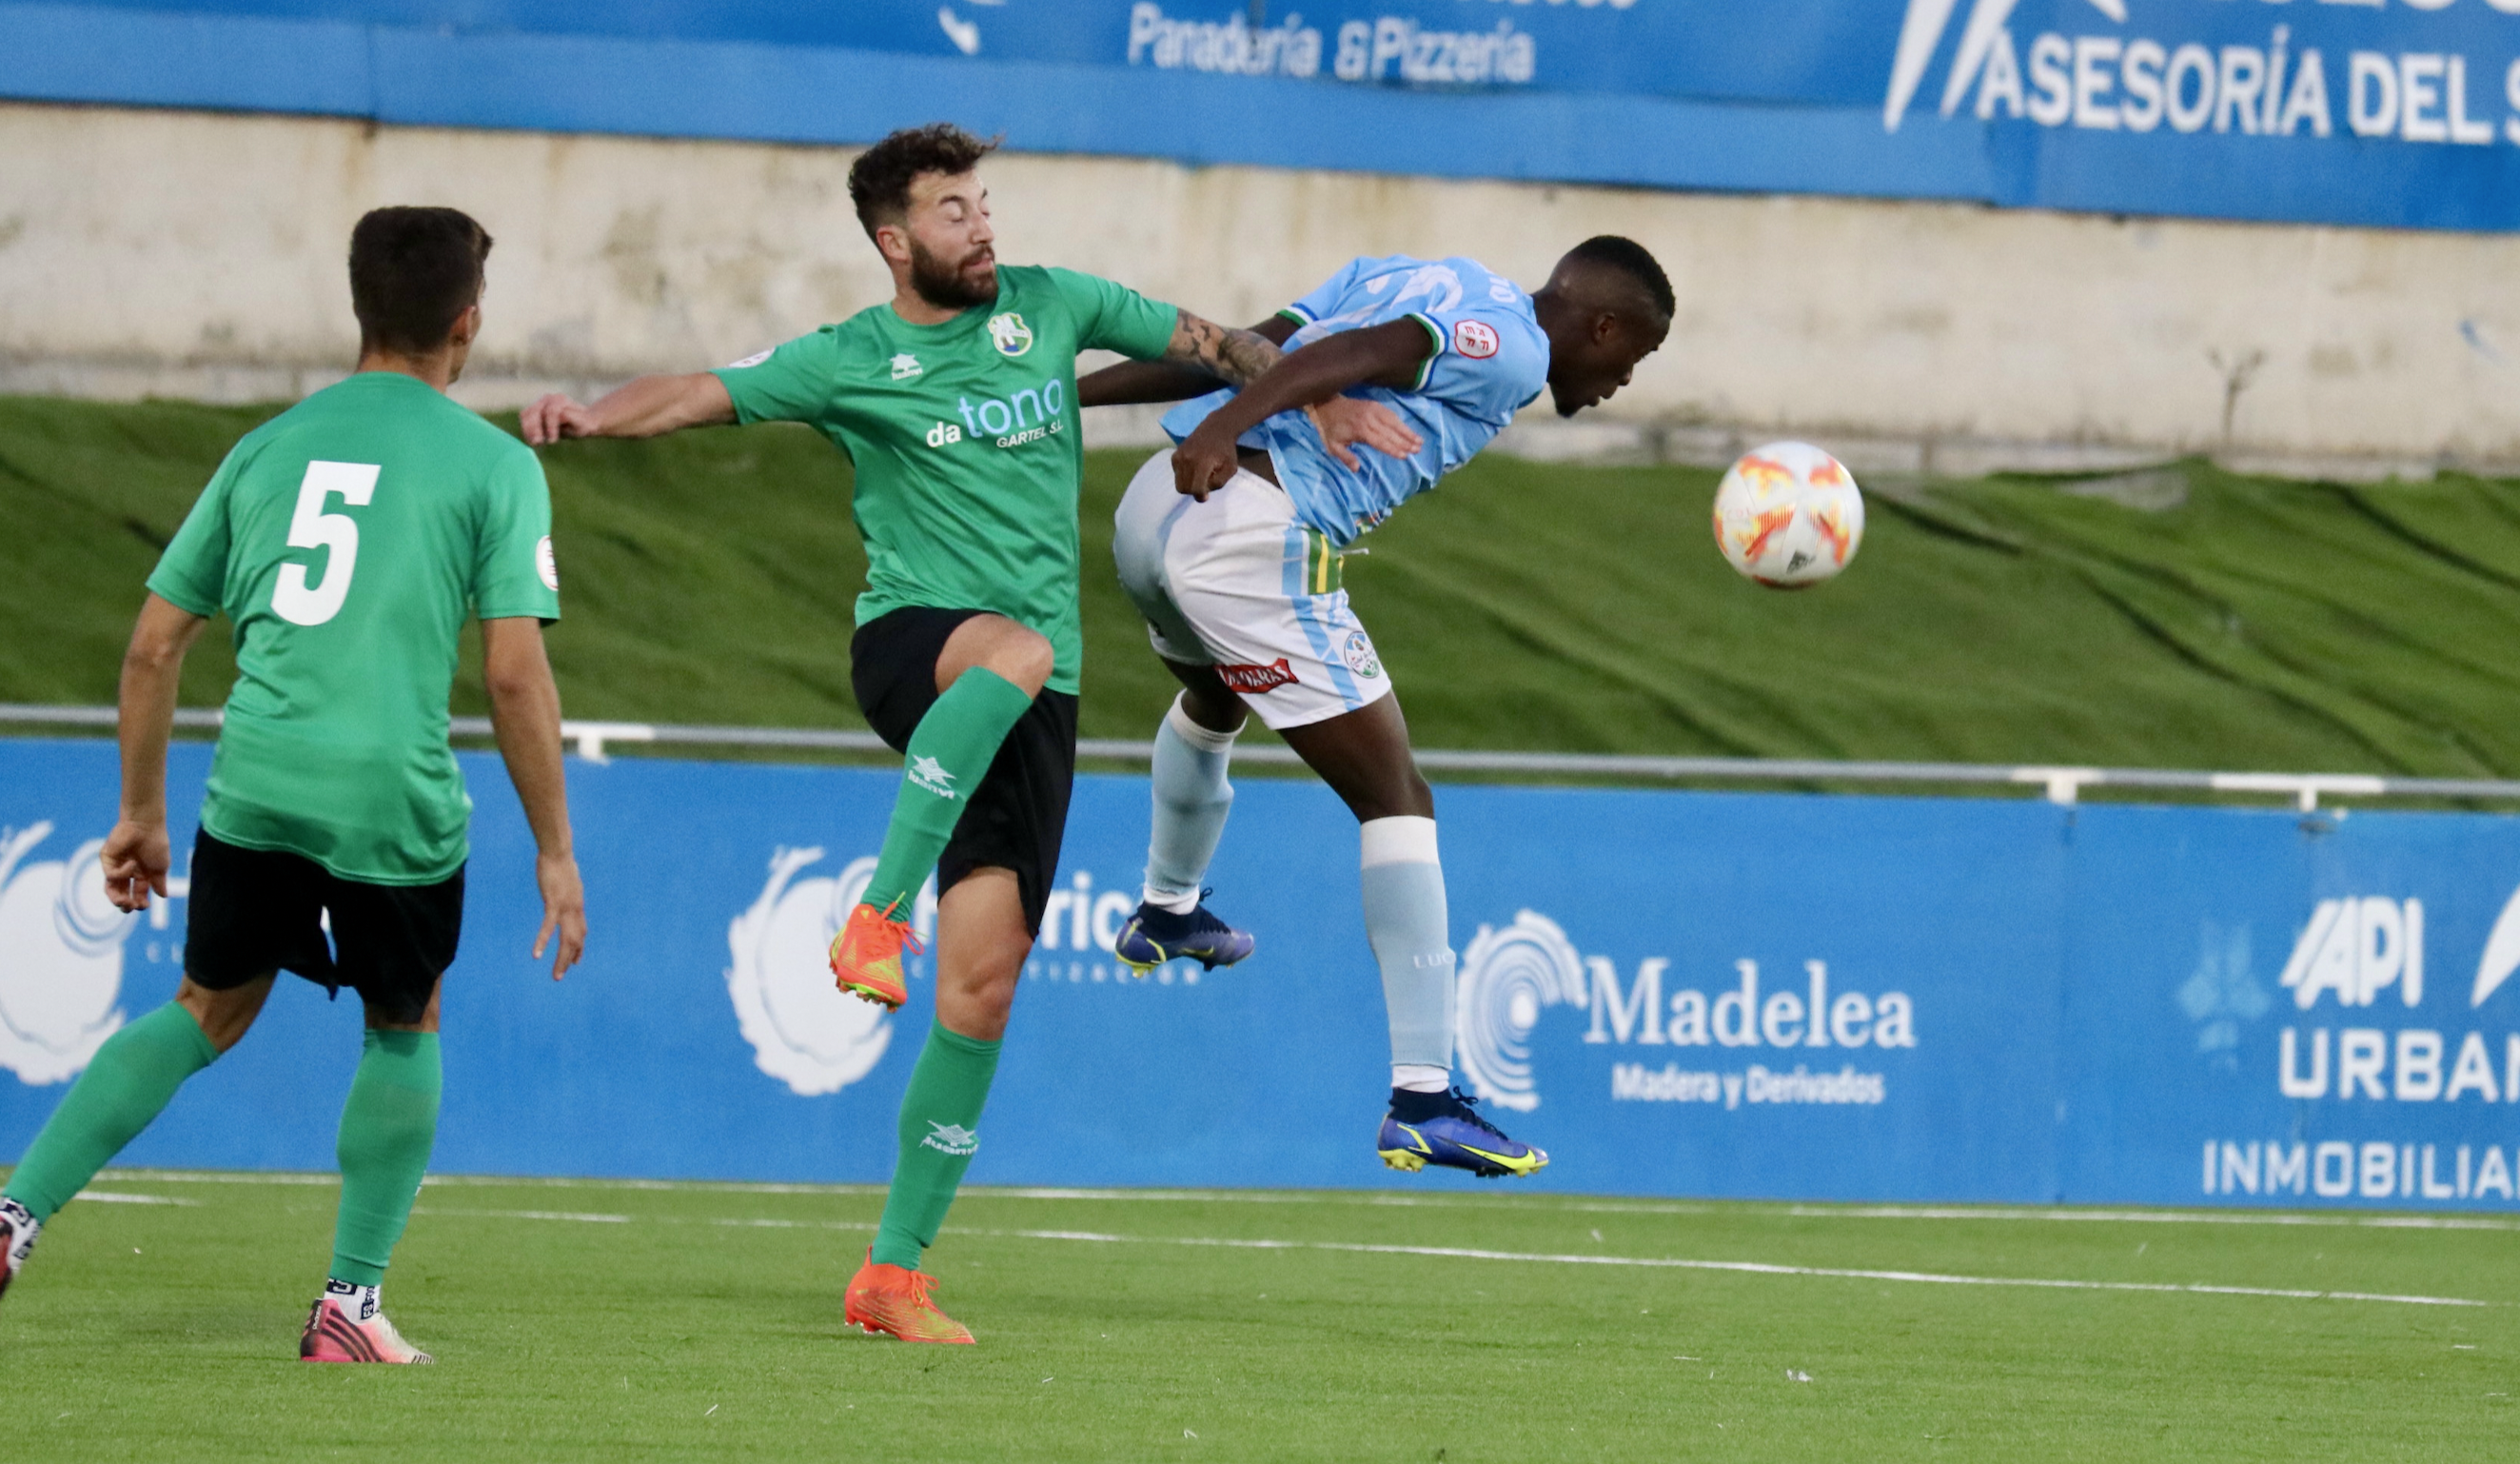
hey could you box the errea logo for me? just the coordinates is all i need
[921,1120,980,1156]
[907,755,959,799]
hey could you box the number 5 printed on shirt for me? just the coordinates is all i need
[271,460,380,625]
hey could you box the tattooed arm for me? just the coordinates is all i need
[1081,309,1425,480]
[1166,309,1288,388]
[1077,315,1298,408]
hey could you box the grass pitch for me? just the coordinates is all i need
[7,393,2520,776]
[0,1172,2510,1461]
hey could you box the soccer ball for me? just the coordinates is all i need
[1711,442,1864,588]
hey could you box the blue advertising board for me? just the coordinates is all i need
[3,1,2519,229]
[4,735,2517,1210]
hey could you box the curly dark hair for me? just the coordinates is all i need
[348,206,493,354]
[848,123,1000,241]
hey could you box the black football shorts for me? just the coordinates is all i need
[183,828,463,1026]
[851,605,1077,936]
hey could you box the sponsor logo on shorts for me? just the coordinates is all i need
[1452,319,1501,360]
[907,755,960,800]
[1341,630,1383,679]
[922,1120,981,1157]
[1216,659,1300,694]
[987,312,1035,357]
[891,352,923,381]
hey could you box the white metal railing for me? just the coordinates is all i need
[5,703,2516,811]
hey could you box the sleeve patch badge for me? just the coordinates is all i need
[725,348,774,369]
[537,535,560,592]
[1453,319,1501,360]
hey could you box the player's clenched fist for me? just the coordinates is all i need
[1171,421,1244,502]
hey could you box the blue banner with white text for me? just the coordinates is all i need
[3,1,2518,229]
[4,736,2519,1207]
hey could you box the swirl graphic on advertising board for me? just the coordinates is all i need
[726,847,896,1097]
[1454,909,1587,1112]
[0,821,134,1085]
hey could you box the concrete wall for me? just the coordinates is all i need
[4,102,2516,478]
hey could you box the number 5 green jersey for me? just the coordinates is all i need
[148,371,561,885]
[714,265,1178,697]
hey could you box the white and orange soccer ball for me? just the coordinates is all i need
[1711,441,1864,588]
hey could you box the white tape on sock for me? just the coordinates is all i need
[1166,694,1244,754]
[1359,816,1439,869]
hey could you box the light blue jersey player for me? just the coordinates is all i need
[1079,238,1672,1179]
[1161,253,1550,547]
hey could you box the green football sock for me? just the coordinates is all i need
[871,1023,1002,1271]
[861,667,1035,916]
[3,1002,217,1222]
[328,1030,442,1287]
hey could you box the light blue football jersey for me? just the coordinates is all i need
[1161,254,1549,547]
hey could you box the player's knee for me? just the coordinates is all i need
[989,623,1055,695]
[1349,765,1433,823]
[1179,683,1245,734]
[1396,766,1434,820]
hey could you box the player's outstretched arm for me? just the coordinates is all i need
[1077,315,1299,407]
[482,617,587,979]
[1172,319,1437,501]
[521,372,736,446]
[1164,309,1291,390]
[102,593,208,914]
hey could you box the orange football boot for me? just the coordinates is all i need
[844,1250,975,1344]
[829,900,919,1009]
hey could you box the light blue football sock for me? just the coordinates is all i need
[1141,694,1240,913]
[1360,817,1455,1077]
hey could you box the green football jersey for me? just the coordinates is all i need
[714,265,1177,696]
[148,371,561,884]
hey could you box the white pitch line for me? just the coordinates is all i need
[76,1190,199,1206]
[982,1229,2489,1308]
[411,1206,634,1224]
[396,1207,2489,1309]
[1789,1205,2520,1233]
[89,1170,2520,1231]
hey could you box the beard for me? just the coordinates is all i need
[908,237,998,310]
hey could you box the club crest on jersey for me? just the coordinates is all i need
[891,353,923,381]
[1452,320,1500,360]
[987,313,1035,358]
[1216,659,1299,695]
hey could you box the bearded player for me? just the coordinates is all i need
[0,207,588,1362]
[522,124,1404,1343]
[1078,239,1671,1179]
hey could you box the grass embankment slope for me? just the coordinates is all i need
[5,394,2518,775]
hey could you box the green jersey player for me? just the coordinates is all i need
[0,208,589,1363]
[521,123,1406,1345]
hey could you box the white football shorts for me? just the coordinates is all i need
[1112,449,1392,732]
